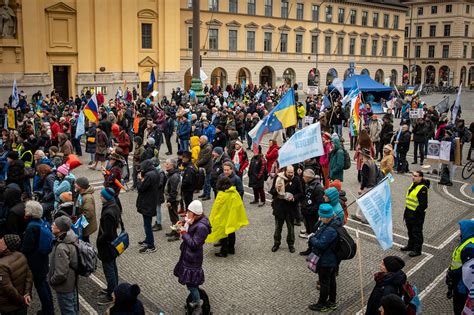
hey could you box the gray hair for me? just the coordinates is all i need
[200,135,208,143]
[35,150,45,158]
[25,200,43,219]
[165,158,177,168]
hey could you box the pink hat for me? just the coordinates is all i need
[57,164,70,176]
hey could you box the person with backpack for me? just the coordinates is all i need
[49,216,79,315]
[105,282,145,315]
[328,137,345,182]
[379,294,408,315]
[365,256,407,315]
[196,135,213,201]
[308,204,342,312]
[180,152,197,211]
[324,187,345,224]
[248,145,267,207]
[21,200,54,315]
[74,177,97,244]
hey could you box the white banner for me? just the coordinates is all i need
[277,122,324,168]
[463,258,474,315]
[440,141,452,163]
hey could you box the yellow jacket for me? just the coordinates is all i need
[190,136,200,165]
[297,105,306,119]
[205,186,249,243]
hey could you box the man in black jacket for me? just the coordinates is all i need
[210,147,231,197]
[412,118,428,165]
[163,112,174,155]
[395,124,411,174]
[180,151,196,210]
[136,160,160,253]
[197,135,213,200]
[164,159,182,242]
[212,125,227,148]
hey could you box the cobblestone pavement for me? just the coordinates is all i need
[29,92,473,314]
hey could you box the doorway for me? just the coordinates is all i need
[53,66,69,100]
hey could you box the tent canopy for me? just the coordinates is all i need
[329,75,392,92]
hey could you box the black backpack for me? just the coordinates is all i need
[186,288,211,315]
[342,148,351,170]
[332,226,357,260]
[195,167,206,191]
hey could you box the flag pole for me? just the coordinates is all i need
[356,228,365,309]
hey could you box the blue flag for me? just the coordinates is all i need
[356,178,393,250]
[148,68,156,91]
[75,111,85,139]
[321,95,331,111]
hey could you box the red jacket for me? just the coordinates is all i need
[265,144,279,173]
[117,131,130,155]
[51,122,61,141]
[231,149,249,176]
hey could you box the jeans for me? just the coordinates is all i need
[180,139,190,152]
[57,290,79,315]
[155,204,162,225]
[89,153,95,162]
[33,275,54,314]
[273,215,295,247]
[102,259,118,298]
[187,285,200,304]
[143,214,154,247]
[333,124,342,138]
[318,267,337,305]
[203,172,211,198]
[71,137,82,156]
[298,118,303,129]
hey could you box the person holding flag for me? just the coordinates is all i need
[148,68,156,92]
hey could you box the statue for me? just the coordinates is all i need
[0,0,16,38]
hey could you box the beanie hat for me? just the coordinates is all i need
[75,177,89,189]
[7,151,19,160]
[324,187,340,204]
[113,283,141,306]
[3,234,21,252]
[213,147,224,155]
[25,200,43,219]
[318,203,334,218]
[57,164,70,176]
[147,137,155,146]
[383,256,405,273]
[328,180,342,192]
[182,151,192,159]
[54,216,72,232]
[59,191,73,202]
[101,187,115,201]
[187,200,203,215]
[133,136,143,145]
[303,169,316,178]
[380,294,407,315]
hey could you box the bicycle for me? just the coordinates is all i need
[462,160,473,180]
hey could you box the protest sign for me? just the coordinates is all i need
[7,109,16,130]
[427,140,440,161]
[409,108,424,119]
[440,141,452,164]
[304,116,314,125]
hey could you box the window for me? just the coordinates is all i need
[296,34,303,53]
[392,41,398,57]
[373,12,379,27]
[428,45,435,58]
[296,3,304,20]
[187,27,193,49]
[383,14,389,28]
[431,5,437,14]
[446,4,452,13]
[444,24,451,36]
[463,45,468,58]
[442,45,449,58]
[472,46,474,59]
[247,31,255,51]
[465,25,469,37]
[362,11,368,26]
[394,15,399,29]
[209,0,219,11]
[280,33,288,52]
[209,29,218,50]
[349,38,355,55]
[325,36,331,54]
[429,25,436,37]
[265,0,273,17]
[416,26,422,37]
[350,10,356,25]
[382,40,388,56]
[371,39,378,56]
[338,8,345,24]
[337,37,344,55]
[264,32,272,52]
[361,38,367,56]
[404,45,408,58]
[229,30,237,51]
[187,0,192,8]
[312,5,319,21]
[281,0,288,18]
[325,5,332,22]
[405,26,409,38]
[247,0,256,15]
[467,5,470,14]
[415,45,421,58]
[141,23,152,49]
[417,7,423,16]
[311,35,318,54]
[229,0,238,13]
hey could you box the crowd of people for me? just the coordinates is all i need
[0,82,473,315]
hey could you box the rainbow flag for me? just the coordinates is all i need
[350,93,361,136]
[84,94,99,123]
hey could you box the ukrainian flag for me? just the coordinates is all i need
[84,94,99,123]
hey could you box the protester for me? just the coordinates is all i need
[231,140,249,179]
[352,148,378,224]
[380,144,395,176]
[219,161,244,198]
[180,151,197,211]
[248,145,267,207]
[328,137,345,182]
[379,294,408,315]
[164,159,182,242]
[105,283,145,315]
[265,139,279,173]
[74,177,97,243]
[196,135,213,201]
[394,125,411,174]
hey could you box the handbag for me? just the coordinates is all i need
[307,252,320,273]
[111,218,129,257]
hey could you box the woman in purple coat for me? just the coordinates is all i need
[174,200,211,313]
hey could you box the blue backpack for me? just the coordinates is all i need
[28,220,54,255]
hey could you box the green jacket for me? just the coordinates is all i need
[328,138,345,182]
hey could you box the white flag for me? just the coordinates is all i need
[332,78,344,98]
[451,85,462,123]
[11,80,19,108]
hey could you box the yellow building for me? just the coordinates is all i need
[0,0,407,101]
[402,0,474,87]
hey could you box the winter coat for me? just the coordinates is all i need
[165,168,182,203]
[361,160,378,190]
[0,251,33,312]
[4,183,26,237]
[22,218,50,277]
[117,131,130,156]
[328,138,344,182]
[48,230,79,293]
[212,131,227,149]
[96,130,108,155]
[218,172,244,197]
[404,179,430,224]
[7,159,24,189]
[42,173,56,204]
[365,270,407,315]
[177,120,191,140]
[210,153,231,189]
[368,119,382,142]
[248,155,266,189]
[136,160,160,216]
[104,164,122,196]
[202,125,216,144]
[301,179,324,219]
[85,126,96,154]
[381,147,395,175]
[413,122,428,143]
[78,186,97,237]
[231,149,249,177]
[270,174,304,220]
[197,143,213,173]
[325,187,345,223]
[397,130,411,153]
[173,216,211,286]
[190,136,200,165]
[308,216,342,268]
[97,200,120,263]
[380,122,394,144]
[181,162,197,192]
[265,143,279,173]
[448,220,474,294]
[59,139,74,157]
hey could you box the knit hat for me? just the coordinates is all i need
[302,169,316,178]
[182,151,192,159]
[134,136,143,145]
[324,187,340,204]
[383,256,405,273]
[328,180,342,192]
[75,177,89,189]
[213,147,224,155]
[113,283,141,307]
[235,140,243,147]
[6,151,19,160]
[380,294,407,315]
[101,187,115,201]
[60,191,73,202]
[187,200,203,215]
[25,200,43,219]
[57,164,70,176]
[147,137,155,146]
[318,203,334,218]
[54,216,72,232]
[3,234,21,252]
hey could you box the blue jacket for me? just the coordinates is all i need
[450,220,474,294]
[177,120,191,140]
[203,125,216,143]
[309,216,342,268]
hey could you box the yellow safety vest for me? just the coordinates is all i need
[405,183,427,211]
[20,150,33,168]
[450,237,474,270]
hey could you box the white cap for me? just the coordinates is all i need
[187,200,203,215]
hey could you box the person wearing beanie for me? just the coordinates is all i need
[230,140,248,179]
[50,216,79,314]
[174,200,211,313]
[97,186,122,305]
[210,147,231,196]
[212,124,227,149]
[379,294,407,315]
[324,187,345,223]
[107,283,145,314]
[365,256,407,315]
[307,203,342,312]
[0,234,33,314]
[74,177,97,243]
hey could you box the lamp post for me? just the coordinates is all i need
[190,0,204,102]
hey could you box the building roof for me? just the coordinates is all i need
[356,0,408,9]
